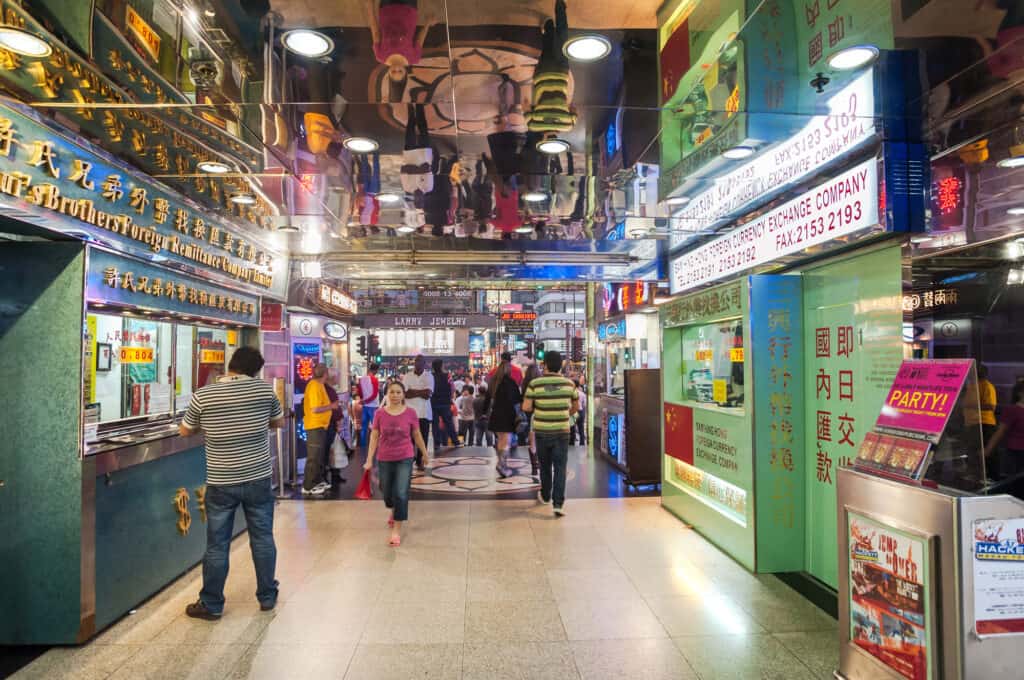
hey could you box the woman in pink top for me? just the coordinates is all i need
[364,381,430,545]
[365,0,436,100]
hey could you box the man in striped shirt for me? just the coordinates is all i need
[522,350,579,516]
[179,347,285,620]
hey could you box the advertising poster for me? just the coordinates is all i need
[848,512,931,680]
[875,360,973,441]
[973,518,1024,636]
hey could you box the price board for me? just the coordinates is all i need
[120,346,154,363]
[730,348,745,362]
[200,349,225,364]
[695,349,713,361]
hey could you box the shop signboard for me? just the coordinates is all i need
[85,248,260,326]
[322,322,348,342]
[847,511,932,680]
[597,319,627,342]
[124,5,161,61]
[420,288,477,312]
[469,334,485,353]
[260,302,284,331]
[670,158,880,294]
[359,314,493,329]
[355,289,420,312]
[316,283,358,316]
[973,518,1024,636]
[119,346,154,363]
[501,311,537,335]
[874,360,973,442]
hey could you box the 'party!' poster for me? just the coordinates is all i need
[848,512,931,680]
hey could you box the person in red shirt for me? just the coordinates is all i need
[357,363,381,450]
[364,0,437,101]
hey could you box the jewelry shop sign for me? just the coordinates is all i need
[670,159,879,295]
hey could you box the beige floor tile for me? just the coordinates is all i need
[229,642,356,679]
[465,600,566,641]
[773,631,841,677]
[378,569,468,603]
[361,600,466,644]
[571,638,699,680]
[260,603,371,645]
[159,604,274,645]
[89,603,181,645]
[735,591,839,634]
[10,643,143,680]
[539,544,620,570]
[467,569,554,602]
[557,598,668,640]
[462,641,580,680]
[343,643,462,680]
[546,568,639,602]
[647,595,766,637]
[468,545,544,572]
[106,643,250,680]
[674,634,817,680]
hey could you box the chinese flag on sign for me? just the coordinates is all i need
[664,403,694,465]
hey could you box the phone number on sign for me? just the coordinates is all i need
[776,201,863,249]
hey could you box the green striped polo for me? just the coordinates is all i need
[525,374,578,433]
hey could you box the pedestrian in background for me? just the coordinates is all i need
[302,364,337,496]
[472,384,495,447]
[456,385,475,445]
[523,351,578,516]
[358,363,382,449]
[402,354,434,470]
[431,359,459,453]
[487,351,523,477]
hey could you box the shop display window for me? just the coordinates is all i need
[679,317,745,411]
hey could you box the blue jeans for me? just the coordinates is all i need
[200,477,278,614]
[432,405,458,450]
[378,458,414,521]
[361,405,377,449]
[536,432,570,508]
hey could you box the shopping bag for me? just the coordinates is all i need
[355,469,373,500]
[330,435,350,469]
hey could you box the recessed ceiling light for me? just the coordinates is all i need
[523,191,548,202]
[1008,207,1024,216]
[229,191,256,205]
[564,35,612,62]
[203,7,216,17]
[998,157,1024,169]
[722,145,755,160]
[0,27,51,57]
[515,225,534,234]
[396,225,416,234]
[377,192,402,204]
[666,196,690,206]
[300,261,322,278]
[343,137,379,153]
[197,160,231,174]
[282,29,333,58]
[826,45,879,71]
[537,138,570,155]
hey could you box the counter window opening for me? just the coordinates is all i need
[85,310,241,436]
[679,316,745,412]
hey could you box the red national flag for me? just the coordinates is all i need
[664,403,694,464]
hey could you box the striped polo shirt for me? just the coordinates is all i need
[184,375,284,485]
[525,374,579,434]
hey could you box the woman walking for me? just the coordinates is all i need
[364,382,431,546]
[487,352,523,477]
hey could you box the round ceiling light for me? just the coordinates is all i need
[523,191,548,202]
[395,225,416,234]
[229,191,256,205]
[998,157,1024,169]
[1008,207,1024,216]
[564,35,612,62]
[666,196,690,206]
[343,137,379,153]
[377,192,402,204]
[826,45,879,71]
[197,160,231,174]
[282,29,334,58]
[0,27,52,58]
[722,145,755,160]
[537,138,571,155]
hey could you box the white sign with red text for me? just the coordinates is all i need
[670,159,879,294]
[670,70,876,248]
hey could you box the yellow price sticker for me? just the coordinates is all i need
[695,349,713,361]
[730,348,745,362]
[119,346,154,363]
[200,349,225,364]
[713,379,728,403]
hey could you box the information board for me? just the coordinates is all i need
[874,360,973,442]
[973,518,1024,636]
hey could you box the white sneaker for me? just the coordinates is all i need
[553,506,565,517]
[302,484,327,496]
[313,481,330,492]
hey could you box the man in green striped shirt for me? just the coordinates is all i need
[523,350,579,516]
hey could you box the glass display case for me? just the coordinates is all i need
[679,317,745,410]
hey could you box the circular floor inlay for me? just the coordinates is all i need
[411,452,576,495]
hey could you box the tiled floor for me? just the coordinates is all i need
[12,498,839,680]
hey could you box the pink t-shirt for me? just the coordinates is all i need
[491,189,520,232]
[372,406,420,461]
[373,4,422,65]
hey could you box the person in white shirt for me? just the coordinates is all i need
[570,379,587,446]
[401,354,435,469]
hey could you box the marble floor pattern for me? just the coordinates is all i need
[13,498,839,680]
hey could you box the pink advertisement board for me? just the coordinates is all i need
[875,360,973,439]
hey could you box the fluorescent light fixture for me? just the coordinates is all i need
[515,225,534,234]
[0,27,51,57]
[282,29,334,58]
[300,261,322,278]
[395,225,416,234]
[203,7,216,17]
[277,222,300,233]
[197,160,231,174]
[998,157,1024,169]
[377,192,402,204]
[523,191,548,202]
[722,145,755,160]
[343,137,379,153]
[666,196,690,206]
[229,191,256,205]
[537,138,571,155]
[1008,207,1024,216]
[827,45,879,71]
[564,35,611,62]
[642,308,659,314]
[1008,268,1024,285]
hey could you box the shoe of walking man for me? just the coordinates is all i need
[302,363,337,496]
[522,350,579,516]
[179,347,286,620]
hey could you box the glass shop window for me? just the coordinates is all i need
[88,313,175,424]
[680,318,745,410]
[195,327,238,390]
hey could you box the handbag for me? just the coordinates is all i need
[355,468,373,500]
[330,434,350,469]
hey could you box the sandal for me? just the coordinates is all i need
[389,535,402,547]
[388,513,395,527]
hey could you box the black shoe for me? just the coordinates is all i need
[185,600,221,620]
[259,600,277,612]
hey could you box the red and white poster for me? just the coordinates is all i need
[848,511,931,680]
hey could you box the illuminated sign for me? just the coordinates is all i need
[499,312,537,321]
[670,159,880,294]
[902,289,959,312]
[670,70,876,248]
[119,346,154,363]
[694,349,713,361]
[729,348,744,362]
[125,6,161,61]
[598,319,627,342]
[200,349,225,364]
[317,283,357,315]
[323,322,348,341]
[602,281,655,315]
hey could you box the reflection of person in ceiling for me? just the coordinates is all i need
[979,0,1024,80]
[485,78,525,237]
[526,0,576,135]
[425,156,456,236]
[365,0,437,102]
[401,102,434,206]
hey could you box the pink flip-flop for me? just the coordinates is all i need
[389,535,401,547]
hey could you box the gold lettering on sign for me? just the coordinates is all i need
[102,111,125,142]
[101,175,123,202]
[69,159,95,190]
[69,89,94,120]
[128,187,149,214]
[0,118,16,157]
[130,128,146,155]
[152,143,169,171]
[173,487,191,536]
[25,62,62,99]
[27,141,59,178]
[0,47,22,71]
[152,197,169,223]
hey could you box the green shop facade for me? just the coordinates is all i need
[657,55,925,597]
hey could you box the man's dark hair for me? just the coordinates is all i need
[228,346,265,377]
[544,351,564,373]
[463,385,474,395]
[500,351,512,362]
[432,359,444,372]
[369,363,380,372]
